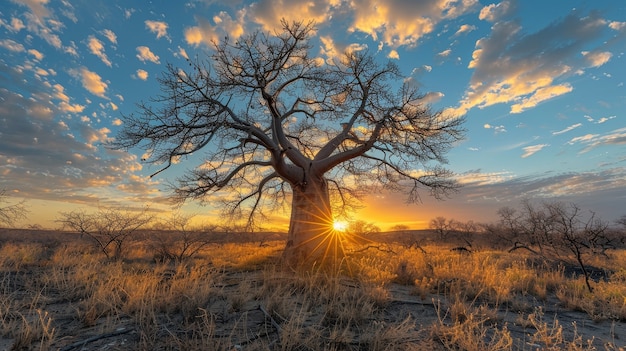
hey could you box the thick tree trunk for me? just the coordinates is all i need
[282,177,344,268]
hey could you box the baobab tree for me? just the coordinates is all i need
[114,22,464,266]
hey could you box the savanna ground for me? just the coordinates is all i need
[0,228,625,351]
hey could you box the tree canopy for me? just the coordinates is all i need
[115,21,464,265]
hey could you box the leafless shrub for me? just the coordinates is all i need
[149,212,217,262]
[430,216,478,249]
[56,207,153,260]
[492,200,616,292]
[0,188,28,228]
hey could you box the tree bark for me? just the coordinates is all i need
[282,176,344,268]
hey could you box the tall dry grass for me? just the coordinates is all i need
[0,235,623,350]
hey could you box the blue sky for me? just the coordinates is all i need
[1,0,625,230]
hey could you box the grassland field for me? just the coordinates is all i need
[0,228,624,350]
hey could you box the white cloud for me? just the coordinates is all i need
[510,84,573,114]
[319,35,367,63]
[456,170,514,186]
[568,128,626,153]
[145,20,169,39]
[136,69,148,80]
[521,144,549,158]
[71,67,108,98]
[87,35,112,67]
[58,101,85,113]
[552,123,582,135]
[582,50,612,67]
[136,46,160,64]
[177,46,189,60]
[348,0,478,48]
[27,48,44,60]
[185,10,245,47]
[102,29,117,44]
[568,134,598,145]
[484,123,506,134]
[451,10,607,117]
[4,17,25,32]
[454,24,476,36]
[0,39,25,52]
[478,1,514,22]
[248,0,331,33]
[388,50,399,59]
[596,116,616,124]
[437,49,452,57]
[609,21,626,31]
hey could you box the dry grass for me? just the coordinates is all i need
[0,232,624,350]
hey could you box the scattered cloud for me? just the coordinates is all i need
[552,123,582,135]
[421,91,444,105]
[11,0,63,49]
[437,48,452,57]
[452,168,626,214]
[2,17,26,32]
[448,9,609,117]
[609,21,626,31]
[136,46,160,64]
[248,0,331,33]
[72,67,108,98]
[456,170,514,186]
[124,8,135,19]
[185,10,245,46]
[145,20,169,39]
[177,46,189,60]
[102,29,117,44]
[597,115,616,124]
[348,0,478,48]
[27,48,44,60]
[135,69,148,80]
[583,114,617,124]
[484,123,507,134]
[510,84,573,114]
[454,24,476,36]
[582,50,612,67]
[319,35,368,63]
[521,144,549,158]
[87,35,112,67]
[478,1,514,22]
[0,39,25,52]
[0,63,155,206]
[568,127,626,153]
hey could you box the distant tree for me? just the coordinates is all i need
[617,215,626,231]
[114,21,464,266]
[57,207,153,260]
[150,212,216,262]
[429,216,455,241]
[391,224,426,252]
[0,188,28,227]
[494,200,614,292]
[346,220,381,237]
[390,224,410,232]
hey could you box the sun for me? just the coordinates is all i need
[332,220,348,232]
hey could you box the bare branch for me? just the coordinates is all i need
[0,189,29,227]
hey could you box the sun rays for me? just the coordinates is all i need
[332,220,348,232]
